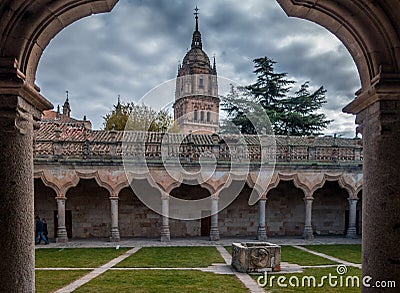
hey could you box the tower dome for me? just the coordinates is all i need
[178,6,216,77]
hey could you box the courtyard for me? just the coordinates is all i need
[35,238,362,292]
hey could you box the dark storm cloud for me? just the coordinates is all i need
[36,0,360,136]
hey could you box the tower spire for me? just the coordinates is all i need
[194,6,199,31]
[213,54,217,71]
[191,6,202,49]
[63,90,71,117]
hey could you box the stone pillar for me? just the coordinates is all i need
[257,198,267,241]
[344,82,400,288]
[161,195,170,242]
[210,196,220,241]
[303,197,314,239]
[110,197,120,242]
[346,198,358,239]
[0,87,50,292]
[56,197,68,243]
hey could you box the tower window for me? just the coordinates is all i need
[201,111,205,121]
[199,77,204,88]
[207,111,211,122]
[194,110,198,121]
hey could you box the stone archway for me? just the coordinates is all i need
[277,1,400,287]
[0,2,119,290]
[66,178,111,239]
[169,183,211,237]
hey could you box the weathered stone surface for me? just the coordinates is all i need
[232,242,281,273]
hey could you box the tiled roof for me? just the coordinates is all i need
[41,110,92,130]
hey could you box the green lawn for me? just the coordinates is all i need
[115,246,224,268]
[282,246,337,266]
[34,245,362,292]
[253,267,362,292]
[36,270,90,293]
[35,247,130,268]
[301,245,362,264]
[76,270,249,293]
[224,245,337,266]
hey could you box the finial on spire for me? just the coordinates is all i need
[116,95,122,113]
[213,54,217,69]
[65,90,69,102]
[194,6,199,31]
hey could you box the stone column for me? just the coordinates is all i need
[0,87,50,292]
[346,198,358,239]
[257,198,267,241]
[303,197,314,239]
[210,196,220,241]
[344,81,400,287]
[161,195,170,242]
[110,197,120,242]
[56,197,68,243]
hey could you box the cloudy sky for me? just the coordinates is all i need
[36,0,360,137]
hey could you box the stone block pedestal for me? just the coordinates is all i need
[231,242,281,273]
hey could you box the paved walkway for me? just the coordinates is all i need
[54,247,141,293]
[36,236,361,249]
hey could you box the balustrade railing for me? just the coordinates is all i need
[34,132,363,165]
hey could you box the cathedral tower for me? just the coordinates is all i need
[173,7,219,134]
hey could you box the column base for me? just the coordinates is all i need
[161,226,170,242]
[110,228,120,242]
[257,227,267,241]
[209,227,220,241]
[56,228,68,243]
[303,226,314,240]
[346,227,357,239]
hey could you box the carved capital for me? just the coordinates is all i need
[0,58,52,113]
[344,74,400,116]
[0,95,41,134]
[355,100,400,137]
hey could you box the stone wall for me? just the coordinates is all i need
[313,181,348,235]
[66,179,111,238]
[218,184,258,237]
[119,188,160,238]
[267,181,305,236]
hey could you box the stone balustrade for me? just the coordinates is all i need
[34,126,362,165]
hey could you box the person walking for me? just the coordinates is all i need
[35,216,49,245]
[43,218,48,240]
